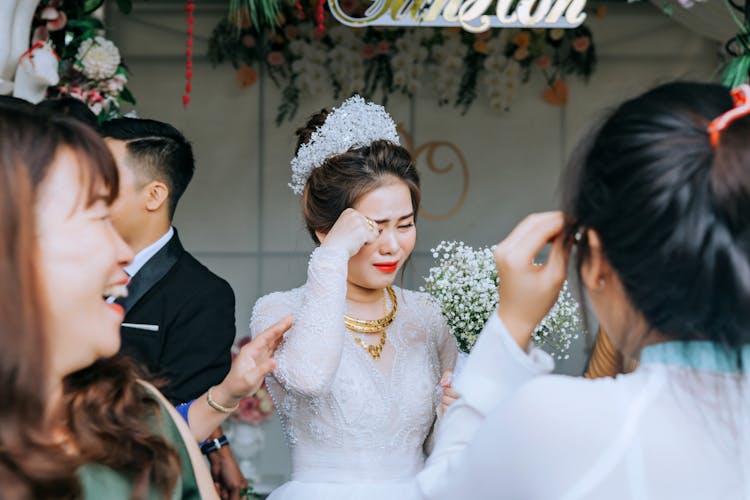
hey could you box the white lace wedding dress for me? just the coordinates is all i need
[250,246,458,499]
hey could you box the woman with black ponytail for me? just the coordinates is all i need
[420,81,750,500]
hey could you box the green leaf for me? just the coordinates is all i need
[66,19,105,30]
[83,0,106,15]
[120,87,137,105]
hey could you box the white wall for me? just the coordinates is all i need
[107,3,718,484]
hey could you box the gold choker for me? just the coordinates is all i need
[344,287,397,334]
[345,287,397,360]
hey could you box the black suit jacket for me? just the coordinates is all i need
[118,230,235,405]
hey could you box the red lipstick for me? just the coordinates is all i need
[373,261,399,273]
[108,303,125,316]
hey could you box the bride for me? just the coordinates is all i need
[250,96,458,499]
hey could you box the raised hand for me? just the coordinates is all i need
[188,315,293,442]
[493,212,569,349]
[221,315,293,401]
[319,208,380,257]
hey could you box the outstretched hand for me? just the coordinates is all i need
[493,212,569,349]
[222,315,293,401]
[188,316,293,443]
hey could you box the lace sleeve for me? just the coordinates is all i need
[250,246,349,397]
[432,299,458,374]
[421,293,458,455]
[418,293,458,374]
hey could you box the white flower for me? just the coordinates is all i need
[409,46,428,61]
[289,40,307,57]
[328,25,358,48]
[392,53,411,71]
[422,241,584,356]
[104,77,124,95]
[328,47,347,65]
[76,36,121,80]
[306,41,328,64]
[487,35,507,54]
[484,55,505,72]
[291,59,307,74]
[443,55,464,71]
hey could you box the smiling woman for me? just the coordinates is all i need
[36,147,132,377]
[249,95,458,500]
[0,108,221,499]
[0,105,292,499]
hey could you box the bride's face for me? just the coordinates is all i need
[348,180,417,291]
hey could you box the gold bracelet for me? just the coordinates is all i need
[206,386,239,414]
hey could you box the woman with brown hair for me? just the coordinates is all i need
[0,106,289,499]
[250,96,458,499]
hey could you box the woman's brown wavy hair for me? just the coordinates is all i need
[0,107,181,499]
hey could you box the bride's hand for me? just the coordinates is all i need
[439,370,460,415]
[214,315,293,404]
[319,208,380,257]
[493,212,569,349]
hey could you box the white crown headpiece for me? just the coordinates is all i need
[289,95,400,195]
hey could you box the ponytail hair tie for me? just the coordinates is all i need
[707,84,750,149]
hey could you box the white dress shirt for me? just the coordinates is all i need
[125,226,174,277]
[419,312,750,500]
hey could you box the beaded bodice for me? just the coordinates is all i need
[250,247,457,482]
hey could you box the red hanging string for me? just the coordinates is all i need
[183,0,195,108]
[295,0,305,20]
[316,0,325,33]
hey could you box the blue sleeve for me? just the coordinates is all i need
[175,399,211,446]
[175,400,194,425]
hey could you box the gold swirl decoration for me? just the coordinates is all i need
[398,125,469,221]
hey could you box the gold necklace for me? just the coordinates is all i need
[344,287,397,334]
[345,287,397,360]
[352,330,387,360]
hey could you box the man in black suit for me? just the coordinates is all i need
[101,118,247,498]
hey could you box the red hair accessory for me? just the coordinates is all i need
[707,84,750,148]
[182,0,195,108]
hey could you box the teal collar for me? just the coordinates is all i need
[641,341,750,373]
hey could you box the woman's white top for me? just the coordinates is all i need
[419,312,750,500]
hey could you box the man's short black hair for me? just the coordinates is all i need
[0,95,35,113]
[100,118,195,219]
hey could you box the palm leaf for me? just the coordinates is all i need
[228,0,285,32]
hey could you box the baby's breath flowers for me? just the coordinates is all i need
[422,241,497,353]
[421,241,583,359]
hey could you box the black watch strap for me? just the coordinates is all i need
[200,434,229,455]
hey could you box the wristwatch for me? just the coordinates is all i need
[200,434,229,455]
